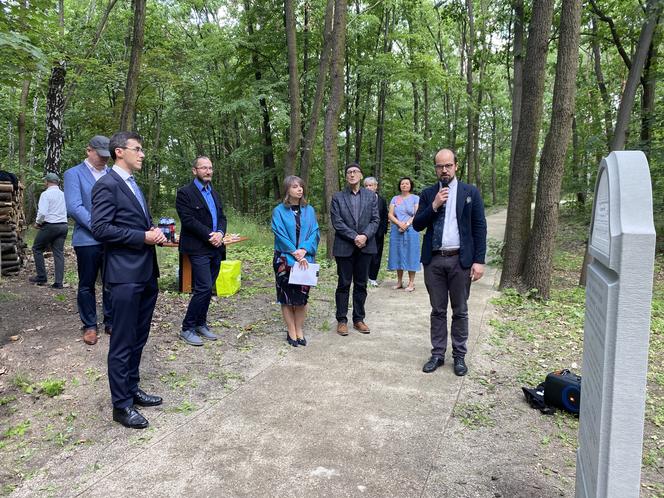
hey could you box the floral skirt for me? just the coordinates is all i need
[273,252,310,306]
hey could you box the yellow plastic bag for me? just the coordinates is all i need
[215,260,241,296]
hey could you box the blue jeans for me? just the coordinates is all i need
[182,252,223,330]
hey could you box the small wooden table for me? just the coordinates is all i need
[162,237,248,293]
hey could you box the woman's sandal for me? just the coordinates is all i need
[405,285,415,292]
[392,284,404,290]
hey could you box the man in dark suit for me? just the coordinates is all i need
[92,131,166,429]
[330,163,380,336]
[64,135,113,345]
[363,176,388,287]
[413,148,486,376]
[175,156,227,346]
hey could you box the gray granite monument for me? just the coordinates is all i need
[576,151,656,498]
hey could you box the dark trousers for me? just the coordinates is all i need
[423,254,472,359]
[182,252,222,330]
[32,222,68,284]
[335,250,372,323]
[74,245,112,329]
[368,235,385,281]
[107,276,158,408]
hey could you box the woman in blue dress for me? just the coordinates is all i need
[271,176,320,347]
[387,177,420,292]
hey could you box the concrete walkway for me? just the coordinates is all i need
[57,211,505,497]
[13,210,508,497]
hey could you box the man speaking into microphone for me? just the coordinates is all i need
[413,148,486,376]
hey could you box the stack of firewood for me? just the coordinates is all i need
[0,180,27,275]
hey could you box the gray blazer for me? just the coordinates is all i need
[330,187,380,257]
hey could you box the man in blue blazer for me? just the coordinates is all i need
[175,156,227,346]
[64,135,113,346]
[91,131,166,429]
[413,149,487,376]
[330,163,380,336]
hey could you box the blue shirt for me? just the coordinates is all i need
[194,178,218,232]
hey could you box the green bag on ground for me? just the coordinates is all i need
[215,260,241,296]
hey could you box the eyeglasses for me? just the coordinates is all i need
[196,166,213,171]
[346,169,361,175]
[120,146,145,154]
[435,163,455,170]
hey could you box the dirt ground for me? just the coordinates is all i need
[1,232,662,497]
[0,247,302,495]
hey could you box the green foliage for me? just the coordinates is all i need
[38,378,65,397]
[3,420,31,439]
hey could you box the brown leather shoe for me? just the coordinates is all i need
[353,321,370,334]
[336,322,349,336]
[83,328,98,345]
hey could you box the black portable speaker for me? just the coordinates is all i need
[543,369,581,414]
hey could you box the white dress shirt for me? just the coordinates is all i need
[84,160,107,182]
[441,177,460,250]
[36,186,67,224]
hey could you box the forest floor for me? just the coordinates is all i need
[0,208,662,497]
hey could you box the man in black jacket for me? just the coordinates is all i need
[412,149,486,376]
[175,156,228,346]
[330,163,380,335]
[363,176,388,287]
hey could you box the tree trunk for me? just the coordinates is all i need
[284,0,301,177]
[300,0,335,186]
[45,62,66,176]
[522,0,582,299]
[464,0,475,185]
[611,0,663,151]
[17,79,30,174]
[323,0,347,257]
[490,99,497,205]
[510,0,524,165]
[120,0,146,131]
[374,7,391,183]
[500,0,555,290]
[591,16,613,149]
[639,32,659,158]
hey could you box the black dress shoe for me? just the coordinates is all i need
[422,356,445,373]
[113,406,149,429]
[297,337,307,346]
[133,389,163,407]
[453,357,468,376]
[287,336,299,347]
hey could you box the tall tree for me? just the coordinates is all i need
[44,0,66,176]
[522,0,583,299]
[120,0,146,130]
[323,0,347,256]
[284,0,301,177]
[500,0,554,290]
[300,0,335,186]
[509,0,524,164]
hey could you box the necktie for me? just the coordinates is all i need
[127,176,147,215]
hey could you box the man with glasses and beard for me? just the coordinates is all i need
[412,149,486,377]
[175,156,227,347]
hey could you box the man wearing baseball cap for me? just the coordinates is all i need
[30,172,68,289]
[63,135,113,345]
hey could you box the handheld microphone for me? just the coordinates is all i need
[439,178,450,207]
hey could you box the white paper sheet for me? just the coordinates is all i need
[288,263,320,286]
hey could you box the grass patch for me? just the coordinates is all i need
[11,374,34,394]
[169,400,197,414]
[38,379,65,397]
[453,402,495,428]
[3,420,31,438]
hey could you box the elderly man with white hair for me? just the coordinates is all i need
[363,176,388,287]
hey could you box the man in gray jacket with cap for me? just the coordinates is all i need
[30,172,68,289]
[64,136,113,345]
